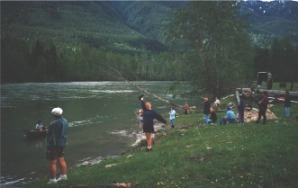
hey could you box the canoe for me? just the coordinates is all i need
[24,129,47,139]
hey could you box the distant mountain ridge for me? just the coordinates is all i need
[240,1,298,46]
[1,1,297,52]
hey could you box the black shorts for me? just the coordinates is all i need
[143,124,154,133]
[47,147,65,161]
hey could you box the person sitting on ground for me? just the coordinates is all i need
[183,101,190,114]
[35,120,45,131]
[220,106,236,125]
[207,107,217,124]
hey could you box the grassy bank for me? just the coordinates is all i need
[24,103,298,188]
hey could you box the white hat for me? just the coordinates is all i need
[51,107,63,116]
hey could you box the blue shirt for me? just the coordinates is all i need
[46,116,68,150]
[226,110,236,119]
[169,109,176,120]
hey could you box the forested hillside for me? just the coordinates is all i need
[1,1,176,83]
[1,1,298,96]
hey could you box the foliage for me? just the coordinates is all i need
[254,38,298,82]
[1,36,189,83]
[166,1,254,97]
[1,1,297,87]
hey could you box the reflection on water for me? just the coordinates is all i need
[0,81,194,186]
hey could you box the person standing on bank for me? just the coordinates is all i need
[169,106,176,128]
[238,100,245,124]
[256,91,268,124]
[203,97,211,124]
[284,89,291,118]
[139,95,167,152]
[46,107,68,184]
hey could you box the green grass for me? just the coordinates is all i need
[23,103,298,188]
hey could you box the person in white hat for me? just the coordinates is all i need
[46,107,68,184]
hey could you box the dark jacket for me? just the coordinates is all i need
[258,95,268,111]
[46,116,68,150]
[203,101,210,114]
[238,101,245,115]
[285,95,291,107]
[141,100,167,127]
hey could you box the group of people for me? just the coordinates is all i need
[202,93,264,125]
[202,89,292,125]
[44,89,292,185]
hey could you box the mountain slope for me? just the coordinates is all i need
[240,1,298,46]
[1,1,167,52]
[1,1,297,52]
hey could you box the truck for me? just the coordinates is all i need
[257,72,273,90]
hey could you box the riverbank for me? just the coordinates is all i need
[20,103,298,188]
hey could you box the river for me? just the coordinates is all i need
[0,81,198,186]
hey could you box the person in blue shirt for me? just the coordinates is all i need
[139,95,167,152]
[220,106,236,125]
[169,106,176,128]
[46,107,68,184]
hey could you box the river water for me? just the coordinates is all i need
[0,81,196,186]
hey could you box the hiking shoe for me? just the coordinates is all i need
[57,174,67,182]
[47,178,57,184]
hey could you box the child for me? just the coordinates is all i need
[220,106,236,125]
[169,106,176,128]
[35,120,45,131]
[208,107,217,124]
[136,109,143,128]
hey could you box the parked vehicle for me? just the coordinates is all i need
[257,72,273,90]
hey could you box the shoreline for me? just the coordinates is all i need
[76,122,168,166]
[1,123,168,187]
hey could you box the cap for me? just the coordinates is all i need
[51,107,63,116]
